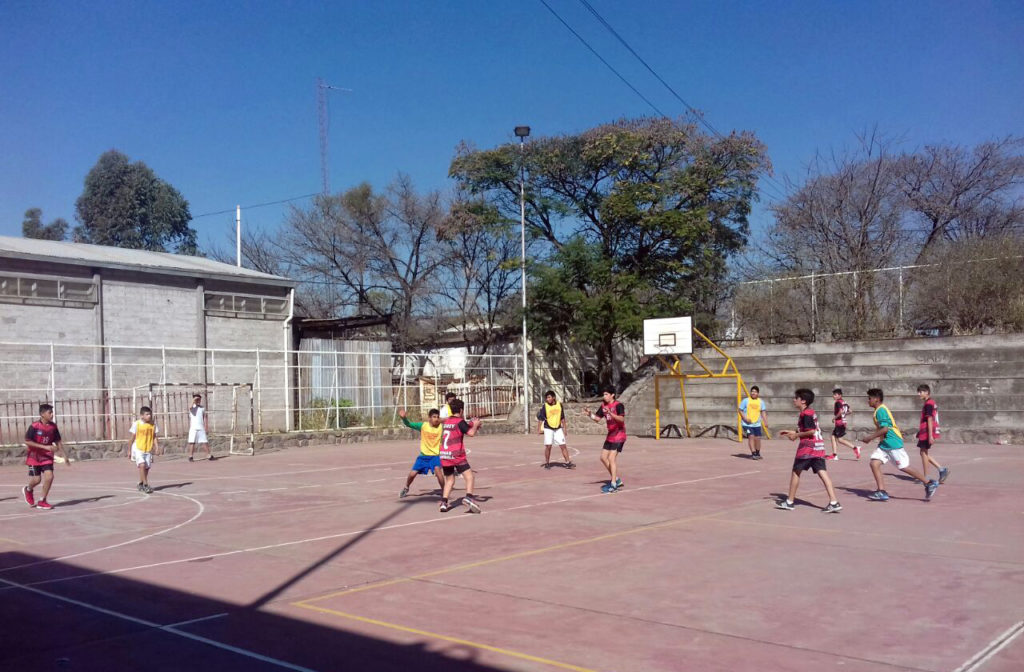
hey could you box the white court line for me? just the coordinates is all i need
[0,492,148,521]
[954,620,1024,672]
[25,470,761,588]
[0,459,412,491]
[168,612,229,627]
[0,576,316,672]
[0,490,205,573]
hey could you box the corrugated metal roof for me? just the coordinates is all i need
[0,236,294,287]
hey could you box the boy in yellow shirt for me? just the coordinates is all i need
[127,406,160,494]
[398,408,445,497]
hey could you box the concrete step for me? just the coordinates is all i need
[643,376,1024,397]
[635,393,1024,413]
[641,408,1020,428]
[692,333,1024,359]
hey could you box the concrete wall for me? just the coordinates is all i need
[0,262,292,443]
[626,334,1024,445]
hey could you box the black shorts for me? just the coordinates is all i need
[27,464,54,477]
[442,462,472,476]
[602,441,625,453]
[743,426,763,438]
[917,439,932,451]
[832,426,847,438]
[792,457,826,474]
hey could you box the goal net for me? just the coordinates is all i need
[140,383,255,456]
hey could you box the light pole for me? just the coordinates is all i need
[515,125,531,433]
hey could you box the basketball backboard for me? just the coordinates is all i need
[643,317,693,355]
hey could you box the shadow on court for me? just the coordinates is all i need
[55,495,115,508]
[0,546,511,672]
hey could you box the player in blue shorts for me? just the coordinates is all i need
[398,408,445,497]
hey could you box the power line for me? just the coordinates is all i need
[537,0,668,118]
[577,0,722,138]
[193,193,320,220]
[540,0,788,203]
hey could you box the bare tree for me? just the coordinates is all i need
[433,197,520,352]
[761,132,905,337]
[896,137,1024,256]
[276,176,447,347]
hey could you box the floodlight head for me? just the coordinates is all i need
[514,126,531,138]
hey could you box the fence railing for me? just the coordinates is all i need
[0,341,586,446]
[730,263,933,342]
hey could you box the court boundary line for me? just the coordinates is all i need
[296,471,765,606]
[19,470,761,589]
[297,602,598,672]
[0,490,205,573]
[0,576,316,672]
[954,620,1024,672]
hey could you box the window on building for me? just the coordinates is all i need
[205,291,289,319]
[0,273,97,308]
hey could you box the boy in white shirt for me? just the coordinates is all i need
[186,393,213,462]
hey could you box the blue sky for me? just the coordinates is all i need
[2,0,1022,250]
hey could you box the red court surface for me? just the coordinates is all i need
[2,433,1022,672]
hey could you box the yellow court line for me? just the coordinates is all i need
[297,602,600,672]
[297,500,764,607]
[711,517,1004,547]
[0,536,24,545]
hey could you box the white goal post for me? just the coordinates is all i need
[141,382,255,456]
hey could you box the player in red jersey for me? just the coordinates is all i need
[828,388,861,460]
[438,399,482,513]
[776,389,841,513]
[583,386,626,493]
[917,384,948,483]
[23,403,71,510]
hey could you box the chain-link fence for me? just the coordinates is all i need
[727,258,1024,342]
[0,340,601,445]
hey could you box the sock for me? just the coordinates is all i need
[830,500,838,505]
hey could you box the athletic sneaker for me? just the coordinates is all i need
[939,467,950,484]
[868,490,890,501]
[614,478,623,489]
[399,487,409,498]
[208,456,215,461]
[439,501,452,513]
[826,454,838,461]
[137,482,145,492]
[775,499,794,510]
[188,457,194,462]
[543,462,552,469]
[601,483,617,493]
[564,461,576,469]
[142,485,153,494]
[925,480,939,500]
[463,496,481,513]
[23,486,35,507]
[853,446,861,459]
[35,500,53,510]
[822,502,842,513]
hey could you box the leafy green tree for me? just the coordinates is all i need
[450,118,769,384]
[74,150,196,254]
[22,208,69,241]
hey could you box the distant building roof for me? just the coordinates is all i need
[0,236,294,288]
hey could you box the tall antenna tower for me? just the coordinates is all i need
[316,78,352,196]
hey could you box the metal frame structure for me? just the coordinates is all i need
[146,382,255,456]
[653,328,767,443]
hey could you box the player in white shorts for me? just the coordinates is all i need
[186,393,213,462]
[537,390,574,469]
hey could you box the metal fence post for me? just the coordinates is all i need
[107,345,116,440]
[810,272,816,340]
[255,347,263,432]
[898,266,905,333]
[49,343,56,407]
